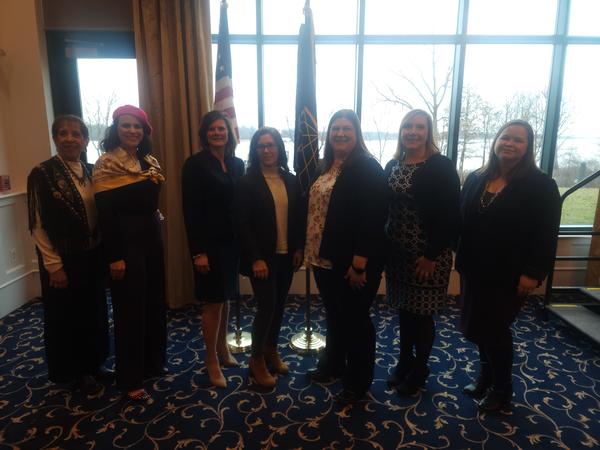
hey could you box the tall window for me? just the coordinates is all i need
[555,45,600,226]
[77,59,139,164]
[459,45,552,181]
[211,0,600,227]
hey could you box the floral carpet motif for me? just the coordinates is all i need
[0,295,599,449]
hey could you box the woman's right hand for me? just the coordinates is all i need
[49,268,68,289]
[194,254,210,274]
[252,259,269,280]
[110,260,126,280]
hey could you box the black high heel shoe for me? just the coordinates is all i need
[387,358,414,388]
[395,366,430,396]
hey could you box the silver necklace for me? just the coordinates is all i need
[479,189,500,212]
[63,160,88,187]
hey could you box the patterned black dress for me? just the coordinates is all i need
[385,162,452,314]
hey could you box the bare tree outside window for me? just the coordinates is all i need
[375,46,453,149]
[83,91,118,161]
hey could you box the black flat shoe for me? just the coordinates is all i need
[463,380,490,400]
[78,374,102,396]
[477,388,512,412]
[334,389,366,405]
[387,365,412,388]
[395,367,429,397]
[94,367,115,383]
[307,368,338,383]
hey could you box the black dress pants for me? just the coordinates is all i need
[39,246,109,383]
[110,221,167,391]
[249,253,294,357]
[313,265,381,394]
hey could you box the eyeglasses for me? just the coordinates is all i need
[256,143,277,151]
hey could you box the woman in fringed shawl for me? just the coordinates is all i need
[27,115,109,395]
[93,105,167,402]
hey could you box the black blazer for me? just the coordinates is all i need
[384,153,461,260]
[235,169,304,276]
[315,154,388,271]
[181,150,245,256]
[455,168,561,284]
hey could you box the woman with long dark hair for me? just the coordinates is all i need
[384,109,460,396]
[304,109,387,404]
[182,111,245,388]
[235,127,304,387]
[93,105,167,401]
[457,119,560,411]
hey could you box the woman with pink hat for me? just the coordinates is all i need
[93,105,167,401]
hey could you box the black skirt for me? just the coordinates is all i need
[459,273,523,346]
[194,240,240,302]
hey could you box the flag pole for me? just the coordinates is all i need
[215,0,250,353]
[290,0,325,354]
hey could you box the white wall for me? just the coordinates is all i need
[0,0,54,317]
[0,193,39,318]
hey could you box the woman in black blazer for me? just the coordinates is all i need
[456,120,560,412]
[304,109,388,405]
[235,127,304,387]
[182,111,245,388]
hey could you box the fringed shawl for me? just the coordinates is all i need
[27,156,97,255]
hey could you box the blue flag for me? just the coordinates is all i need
[294,3,319,196]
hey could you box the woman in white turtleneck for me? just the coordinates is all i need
[235,127,304,388]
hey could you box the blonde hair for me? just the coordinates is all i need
[394,109,439,160]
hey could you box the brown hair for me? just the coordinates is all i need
[479,119,539,183]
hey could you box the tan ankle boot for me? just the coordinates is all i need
[249,356,276,388]
[265,346,289,375]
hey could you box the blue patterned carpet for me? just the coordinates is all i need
[0,295,599,450]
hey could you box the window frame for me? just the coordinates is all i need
[211,0,600,230]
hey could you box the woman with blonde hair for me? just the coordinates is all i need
[384,109,460,395]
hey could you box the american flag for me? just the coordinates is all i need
[294,1,319,196]
[213,1,239,142]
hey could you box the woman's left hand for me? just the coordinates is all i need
[517,275,538,296]
[292,249,304,271]
[415,256,436,282]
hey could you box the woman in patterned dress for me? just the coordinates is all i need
[384,109,460,396]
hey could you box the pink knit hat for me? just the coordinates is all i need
[112,105,153,135]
